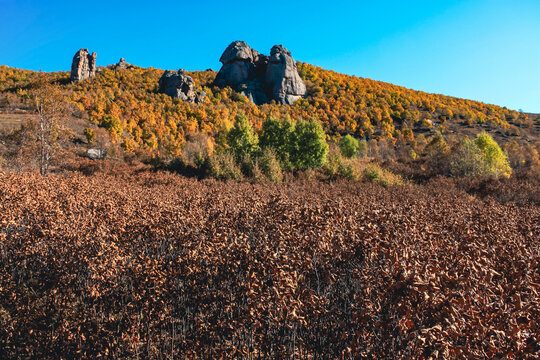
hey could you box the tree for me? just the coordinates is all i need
[450,138,485,178]
[289,118,328,170]
[339,134,359,158]
[473,132,512,178]
[226,113,259,161]
[33,77,68,176]
[259,115,294,167]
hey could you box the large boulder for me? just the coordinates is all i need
[265,45,307,105]
[214,41,305,105]
[158,69,206,104]
[70,49,96,82]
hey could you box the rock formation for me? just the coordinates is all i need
[158,69,206,104]
[70,49,97,82]
[265,45,307,105]
[114,58,134,70]
[215,41,306,105]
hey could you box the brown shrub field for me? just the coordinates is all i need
[0,169,538,359]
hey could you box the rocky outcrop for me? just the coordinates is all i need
[70,49,96,82]
[265,45,307,105]
[114,58,134,70]
[214,41,269,104]
[215,41,305,105]
[158,69,206,104]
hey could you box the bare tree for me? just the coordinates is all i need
[33,77,68,176]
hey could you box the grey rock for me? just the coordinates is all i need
[214,41,305,105]
[158,69,205,103]
[215,41,257,89]
[71,49,97,82]
[114,58,134,70]
[265,45,306,105]
[219,41,255,64]
[87,148,104,160]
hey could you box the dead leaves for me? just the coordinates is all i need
[0,171,538,359]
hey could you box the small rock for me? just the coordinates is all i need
[87,148,104,160]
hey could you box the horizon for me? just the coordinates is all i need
[1,0,539,113]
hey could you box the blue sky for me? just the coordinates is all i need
[1,0,539,112]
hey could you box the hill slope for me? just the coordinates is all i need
[0,63,538,159]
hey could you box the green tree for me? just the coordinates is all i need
[289,118,329,170]
[473,132,512,178]
[259,115,294,167]
[450,138,485,178]
[339,134,359,158]
[226,113,259,161]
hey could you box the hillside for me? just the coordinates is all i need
[0,63,538,162]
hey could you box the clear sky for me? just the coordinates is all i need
[1,0,539,112]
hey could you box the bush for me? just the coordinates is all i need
[339,134,359,158]
[362,163,403,186]
[324,149,359,180]
[226,113,259,162]
[99,115,123,137]
[289,119,329,170]
[206,152,242,180]
[182,133,214,167]
[258,148,283,183]
[358,139,368,158]
[83,128,96,145]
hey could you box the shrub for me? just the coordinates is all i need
[207,152,242,180]
[358,139,368,158]
[182,133,214,167]
[83,128,96,145]
[362,163,403,186]
[226,113,259,162]
[289,119,328,170]
[425,132,451,174]
[324,148,360,180]
[339,134,359,158]
[338,161,359,180]
[99,115,123,137]
[324,151,341,178]
[121,137,136,153]
[258,148,283,183]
